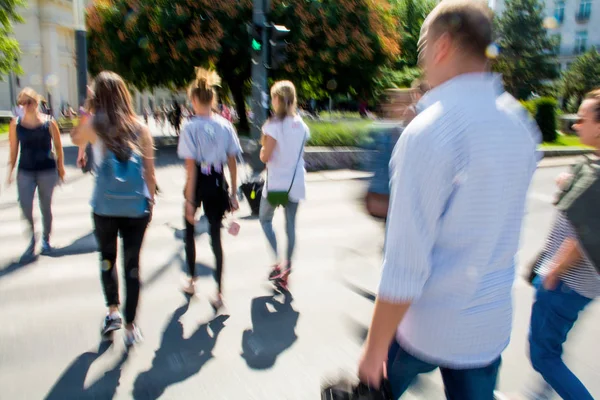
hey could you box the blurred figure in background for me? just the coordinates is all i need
[358,1,538,398]
[71,71,156,347]
[365,82,429,220]
[178,68,241,309]
[6,87,65,259]
[259,80,310,291]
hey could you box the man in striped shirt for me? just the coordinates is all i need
[358,1,538,398]
[524,92,600,400]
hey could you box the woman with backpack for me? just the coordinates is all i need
[6,87,65,259]
[259,81,310,290]
[71,71,156,347]
[177,68,241,309]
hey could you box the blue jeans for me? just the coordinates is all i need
[259,197,299,263]
[387,341,501,400]
[529,276,594,400]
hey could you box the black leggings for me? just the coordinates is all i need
[184,167,228,293]
[184,214,223,292]
[93,213,149,325]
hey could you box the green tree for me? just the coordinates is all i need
[87,0,400,130]
[494,0,558,99]
[391,0,436,69]
[559,48,600,112]
[0,0,24,79]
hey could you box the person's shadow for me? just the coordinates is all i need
[44,342,128,400]
[132,300,229,400]
[46,232,97,258]
[241,293,299,370]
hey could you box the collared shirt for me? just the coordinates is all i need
[378,73,538,368]
[177,114,242,173]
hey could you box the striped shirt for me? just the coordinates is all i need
[378,73,538,368]
[536,212,600,299]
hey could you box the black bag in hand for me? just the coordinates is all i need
[240,179,264,216]
[321,378,393,400]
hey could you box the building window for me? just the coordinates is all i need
[575,31,588,53]
[555,0,565,23]
[552,34,562,54]
[578,0,592,19]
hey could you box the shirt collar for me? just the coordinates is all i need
[417,72,504,111]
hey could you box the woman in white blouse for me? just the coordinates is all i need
[259,81,310,290]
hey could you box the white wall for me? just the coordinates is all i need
[1,0,81,114]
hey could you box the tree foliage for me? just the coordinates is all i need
[493,0,558,99]
[86,0,400,125]
[559,48,600,112]
[0,0,24,79]
[391,0,436,69]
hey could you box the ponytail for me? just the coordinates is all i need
[188,68,221,106]
[270,80,297,120]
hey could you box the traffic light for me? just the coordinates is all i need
[247,23,263,64]
[269,24,290,70]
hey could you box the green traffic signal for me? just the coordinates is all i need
[252,39,262,51]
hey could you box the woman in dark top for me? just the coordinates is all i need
[6,88,65,258]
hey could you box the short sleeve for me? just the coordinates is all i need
[226,122,242,156]
[263,120,280,141]
[177,123,196,160]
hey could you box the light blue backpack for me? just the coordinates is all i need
[91,149,148,218]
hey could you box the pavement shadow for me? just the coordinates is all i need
[0,254,38,279]
[240,293,299,370]
[44,342,128,400]
[46,232,97,258]
[132,300,229,400]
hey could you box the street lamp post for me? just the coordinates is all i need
[73,0,88,107]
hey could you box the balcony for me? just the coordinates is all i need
[576,11,591,23]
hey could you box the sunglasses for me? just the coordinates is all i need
[18,99,35,106]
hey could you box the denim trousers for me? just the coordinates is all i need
[529,276,594,400]
[387,341,501,400]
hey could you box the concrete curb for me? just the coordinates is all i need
[541,148,595,157]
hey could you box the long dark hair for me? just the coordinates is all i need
[90,71,140,160]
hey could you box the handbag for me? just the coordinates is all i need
[266,128,306,207]
[321,378,393,400]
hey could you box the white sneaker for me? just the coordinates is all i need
[124,325,143,347]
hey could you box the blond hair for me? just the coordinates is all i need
[188,68,221,106]
[271,80,297,120]
[17,87,42,105]
[422,0,493,60]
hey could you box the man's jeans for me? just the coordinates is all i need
[387,341,501,400]
[529,277,594,400]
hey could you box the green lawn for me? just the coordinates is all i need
[306,119,373,147]
[541,133,591,148]
[0,123,8,138]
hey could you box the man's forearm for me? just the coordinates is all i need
[365,299,411,361]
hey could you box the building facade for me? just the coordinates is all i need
[491,0,600,71]
[0,0,88,116]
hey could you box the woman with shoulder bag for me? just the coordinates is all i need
[70,71,156,347]
[177,68,241,310]
[259,81,310,290]
[6,88,65,259]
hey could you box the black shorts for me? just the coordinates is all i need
[191,165,230,223]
